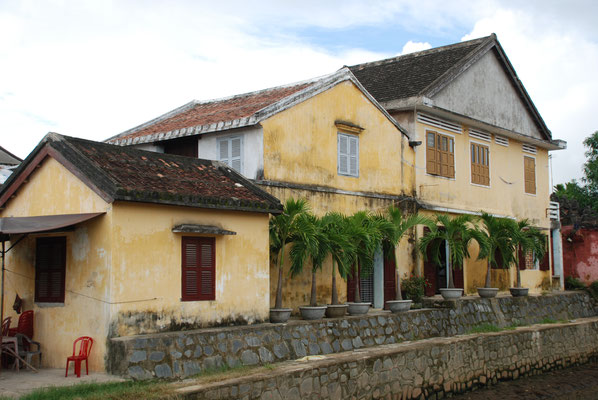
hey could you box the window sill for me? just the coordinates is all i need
[35,302,65,308]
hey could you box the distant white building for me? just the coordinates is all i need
[0,146,22,184]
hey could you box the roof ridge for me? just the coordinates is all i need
[350,35,493,71]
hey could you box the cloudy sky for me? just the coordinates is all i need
[1,0,596,185]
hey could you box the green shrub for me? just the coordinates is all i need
[565,276,586,290]
[589,280,598,301]
[402,275,430,303]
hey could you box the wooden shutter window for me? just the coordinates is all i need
[524,156,536,194]
[427,131,454,178]
[338,132,358,177]
[35,237,66,303]
[182,237,216,301]
[471,142,490,186]
[218,137,243,173]
[426,132,438,175]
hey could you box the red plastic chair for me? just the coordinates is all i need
[1,317,11,336]
[8,310,33,339]
[65,336,93,378]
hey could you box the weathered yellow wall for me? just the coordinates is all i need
[260,81,416,310]
[0,156,112,371]
[109,202,270,337]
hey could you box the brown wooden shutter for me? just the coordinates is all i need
[524,156,536,194]
[35,237,66,303]
[182,237,215,301]
[448,137,455,178]
[471,143,490,185]
[539,236,550,271]
[426,132,438,175]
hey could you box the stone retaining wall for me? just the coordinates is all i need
[178,318,598,399]
[107,291,597,379]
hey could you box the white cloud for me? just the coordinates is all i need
[0,0,596,189]
[399,41,432,55]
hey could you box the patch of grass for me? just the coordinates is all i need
[15,381,176,400]
[264,363,275,370]
[540,317,557,324]
[468,323,502,334]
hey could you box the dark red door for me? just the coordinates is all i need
[383,253,397,309]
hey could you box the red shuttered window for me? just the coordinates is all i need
[182,237,215,301]
[35,237,66,303]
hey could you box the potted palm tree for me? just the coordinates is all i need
[509,219,546,297]
[289,213,328,320]
[269,198,311,323]
[476,213,516,298]
[378,206,432,312]
[345,211,385,315]
[321,212,352,318]
[418,214,487,299]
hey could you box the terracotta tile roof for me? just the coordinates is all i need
[349,36,489,103]
[0,133,282,213]
[109,82,311,145]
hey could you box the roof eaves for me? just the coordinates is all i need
[110,116,260,146]
[105,101,200,143]
[0,146,23,164]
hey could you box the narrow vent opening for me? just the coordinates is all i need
[417,114,462,134]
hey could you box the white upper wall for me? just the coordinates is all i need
[432,51,543,140]
[198,125,264,180]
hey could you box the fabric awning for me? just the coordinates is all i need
[172,224,236,235]
[0,212,105,235]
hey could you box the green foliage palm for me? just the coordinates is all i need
[378,206,432,300]
[269,198,311,309]
[320,212,354,305]
[289,213,327,306]
[418,214,488,289]
[345,211,388,303]
[477,213,519,288]
[510,219,546,288]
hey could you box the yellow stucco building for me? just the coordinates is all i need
[0,133,281,371]
[108,34,566,309]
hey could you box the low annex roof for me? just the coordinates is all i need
[0,133,282,214]
[349,34,553,142]
[106,68,409,146]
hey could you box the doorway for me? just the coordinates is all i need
[423,239,463,296]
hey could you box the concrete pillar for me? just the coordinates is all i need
[373,248,384,309]
[552,223,565,291]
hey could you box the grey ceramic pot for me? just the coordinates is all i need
[439,288,463,299]
[509,287,529,297]
[269,308,292,323]
[325,304,348,318]
[299,306,327,320]
[347,302,371,315]
[477,287,499,298]
[387,300,413,313]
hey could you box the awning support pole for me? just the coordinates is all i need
[1,240,5,374]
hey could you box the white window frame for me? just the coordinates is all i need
[217,135,243,174]
[337,132,359,177]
